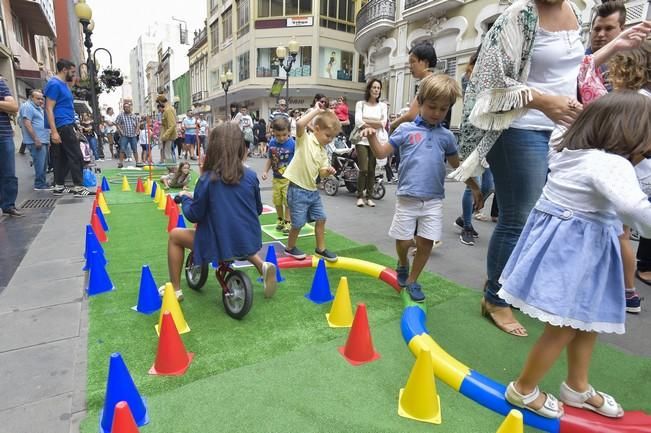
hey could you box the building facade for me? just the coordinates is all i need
[53,0,83,66]
[144,60,159,115]
[204,0,366,121]
[172,70,191,114]
[129,35,158,115]
[188,25,210,121]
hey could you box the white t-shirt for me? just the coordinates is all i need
[354,100,388,146]
[105,114,116,133]
[544,149,651,237]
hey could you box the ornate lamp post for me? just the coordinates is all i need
[220,70,233,120]
[275,38,300,109]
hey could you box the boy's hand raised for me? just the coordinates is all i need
[261,172,268,181]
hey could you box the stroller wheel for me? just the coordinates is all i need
[371,181,385,200]
[324,177,339,196]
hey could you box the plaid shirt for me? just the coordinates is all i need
[115,112,139,137]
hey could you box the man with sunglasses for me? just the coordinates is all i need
[269,98,290,123]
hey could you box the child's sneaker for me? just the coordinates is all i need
[626,289,642,314]
[460,228,475,246]
[315,248,338,262]
[285,246,306,260]
[282,221,291,234]
[406,282,425,302]
[261,262,277,298]
[158,285,184,301]
[396,263,409,287]
[275,219,284,231]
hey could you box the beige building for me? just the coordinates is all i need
[204,0,366,120]
[353,0,650,128]
[188,25,210,121]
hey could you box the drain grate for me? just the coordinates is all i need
[20,198,58,209]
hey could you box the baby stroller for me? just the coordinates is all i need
[323,134,385,200]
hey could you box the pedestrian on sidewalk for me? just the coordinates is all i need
[18,89,50,191]
[44,59,93,197]
[0,74,21,216]
[115,102,139,167]
[157,95,176,163]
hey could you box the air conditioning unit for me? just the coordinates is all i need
[434,59,448,72]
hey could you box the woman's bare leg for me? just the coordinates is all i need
[168,228,195,290]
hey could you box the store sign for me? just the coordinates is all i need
[287,16,313,27]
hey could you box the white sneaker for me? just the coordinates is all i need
[158,285,184,301]
[261,262,277,298]
[366,198,376,207]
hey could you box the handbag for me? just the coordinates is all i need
[349,126,363,146]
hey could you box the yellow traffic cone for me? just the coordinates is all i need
[121,176,131,192]
[398,347,441,424]
[144,178,152,195]
[326,277,353,328]
[154,184,163,204]
[97,191,111,214]
[157,191,167,210]
[496,410,524,433]
[155,282,190,335]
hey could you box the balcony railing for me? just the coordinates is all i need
[404,0,420,9]
[356,0,395,33]
[192,90,208,103]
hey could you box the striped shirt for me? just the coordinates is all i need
[115,112,139,137]
[0,79,14,138]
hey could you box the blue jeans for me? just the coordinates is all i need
[28,143,49,188]
[86,135,98,159]
[0,136,17,210]
[485,128,551,306]
[462,168,494,228]
[287,183,327,229]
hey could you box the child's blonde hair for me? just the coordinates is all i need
[313,110,341,133]
[608,41,651,91]
[416,73,461,106]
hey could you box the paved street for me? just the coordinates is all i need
[0,149,649,433]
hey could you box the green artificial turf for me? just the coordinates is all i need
[80,196,651,433]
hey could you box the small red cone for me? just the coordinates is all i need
[110,401,140,433]
[164,194,172,216]
[97,183,102,194]
[149,311,193,375]
[166,204,179,233]
[91,211,108,243]
[91,199,98,223]
[338,303,380,365]
[135,177,145,193]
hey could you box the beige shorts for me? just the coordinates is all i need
[388,196,443,241]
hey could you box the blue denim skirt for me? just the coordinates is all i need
[498,198,625,334]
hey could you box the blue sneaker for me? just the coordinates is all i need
[406,282,425,302]
[626,290,642,314]
[396,264,409,288]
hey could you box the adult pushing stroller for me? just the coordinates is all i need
[323,134,385,200]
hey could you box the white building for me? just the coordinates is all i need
[129,22,190,114]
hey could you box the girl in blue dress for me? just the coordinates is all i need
[500,92,651,419]
[162,122,277,301]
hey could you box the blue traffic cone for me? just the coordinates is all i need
[99,353,149,433]
[150,180,157,199]
[87,250,114,296]
[101,176,110,191]
[258,244,285,283]
[177,213,186,228]
[305,258,333,304]
[132,265,161,314]
[83,226,106,271]
[95,205,109,232]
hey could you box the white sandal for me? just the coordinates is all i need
[559,382,624,418]
[505,382,564,419]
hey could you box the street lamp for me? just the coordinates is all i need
[276,38,300,109]
[220,70,233,120]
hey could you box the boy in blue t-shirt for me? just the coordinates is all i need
[365,74,482,302]
[261,117,295,234]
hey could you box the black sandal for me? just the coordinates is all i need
[635,270,651,286]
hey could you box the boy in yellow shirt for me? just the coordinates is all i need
[282,104,340,262]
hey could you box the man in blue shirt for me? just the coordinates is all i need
[0,75,20,216]
[44,59,92,197]
[19,90,50,190]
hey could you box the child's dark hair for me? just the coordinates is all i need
[203,123,246,184]
[409,42,437,69]
[556,91,651,159]
[171,161,190,185]
[271,116,290,132]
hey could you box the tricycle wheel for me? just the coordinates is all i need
[323,177,339,196]
[184,252,208,290]
[223,270,253,319]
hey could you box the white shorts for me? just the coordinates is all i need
[388,196,443,241]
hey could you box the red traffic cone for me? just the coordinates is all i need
[149,311,193,375]
[338,303,380,365]
[110,401,140,433]
[135,177,145,193]
[91,211,108,243]
[166,204,179,233]
[91,199,98,223]
[164,194,173,216]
